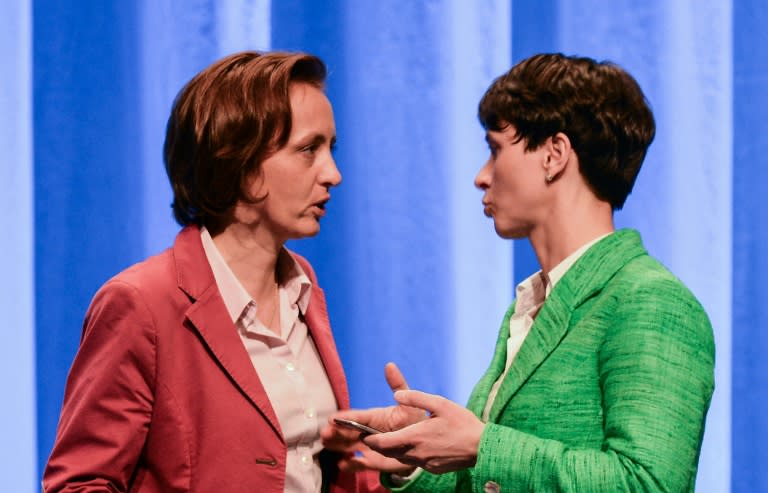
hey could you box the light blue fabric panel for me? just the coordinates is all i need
[442,1,514,405]
[0,1,36,491]
[137,0,221,256]
[137,0,272,256]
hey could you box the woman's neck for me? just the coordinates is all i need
[529,194,614,275]
[211,222,282,301]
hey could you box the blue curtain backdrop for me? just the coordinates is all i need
[1,1,765,491]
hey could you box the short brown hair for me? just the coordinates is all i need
[478,53,655,209]
[164,51,327,230]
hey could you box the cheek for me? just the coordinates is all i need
[491,170,518,199]
[274,173,315,208]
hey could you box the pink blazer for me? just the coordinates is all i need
[43,226,382,493]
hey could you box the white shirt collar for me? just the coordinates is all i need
[200,227,312,323]
[545,233,610,296]
[515,232,611,310]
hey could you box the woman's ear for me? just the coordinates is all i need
[542,132,572,183]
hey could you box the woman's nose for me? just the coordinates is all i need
[474,160,491,189]
[322,155,342,187]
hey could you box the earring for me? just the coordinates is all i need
[545,173,554,183]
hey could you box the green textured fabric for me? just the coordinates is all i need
[387,229,715,493]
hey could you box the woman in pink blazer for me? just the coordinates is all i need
[43,51,382,493]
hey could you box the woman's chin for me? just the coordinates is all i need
[289,220,322,240]
[494,221,529,240]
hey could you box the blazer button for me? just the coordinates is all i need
[483,480,501,493]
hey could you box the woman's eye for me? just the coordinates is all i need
[301,145,318,155]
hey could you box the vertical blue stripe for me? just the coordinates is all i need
[33,0,145,475]
[732,0,768,490]
[137,0,222,257]
[446,0,513,405]
[214,0,271,54]
[0,1,36,491]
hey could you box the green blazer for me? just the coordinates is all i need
[388,229,715,493]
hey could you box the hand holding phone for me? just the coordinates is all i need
[333,417,383,435]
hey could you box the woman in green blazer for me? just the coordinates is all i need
[323,53,715,492]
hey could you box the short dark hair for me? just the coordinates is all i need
[478,53,655,209]
[164,51,327,231]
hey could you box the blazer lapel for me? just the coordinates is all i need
[466,303,516,416]
[486,292,573,422]
[288,251,350,410]
[485,229,648,422]
[173,226,282,438]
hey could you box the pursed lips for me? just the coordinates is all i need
[482,198,493,217]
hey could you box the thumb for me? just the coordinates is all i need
[385,362,409,392]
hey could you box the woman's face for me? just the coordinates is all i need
[246,83,341,241]
[474,125,550,239]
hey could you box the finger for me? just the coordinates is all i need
[321,434,359,452]
[338,444,383,472]
[339,450,415,474]
[337,455,369,473]
[329,409,381,431]
[320,426,361,452]
[363,434,423,469]
[330,409,373,423]
[384,362,409,392]
[362,428,415,457]
[393,389,447,414]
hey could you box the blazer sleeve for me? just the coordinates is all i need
[381,470,458,493]
[469,275,715,492]
[43,280,157,492]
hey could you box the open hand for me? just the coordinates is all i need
[321,362,425,473]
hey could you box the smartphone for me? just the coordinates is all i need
[333,417,383,435]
